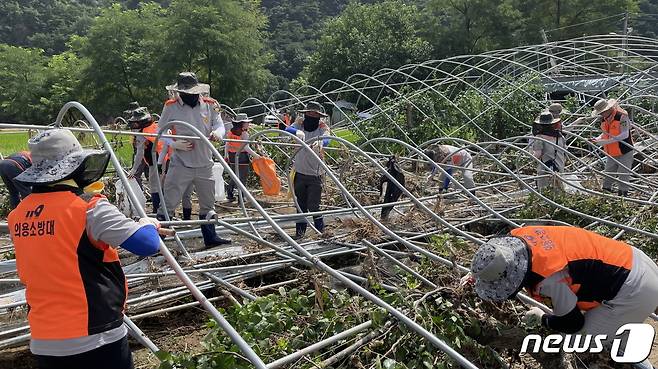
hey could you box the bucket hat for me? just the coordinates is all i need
[534,111,560,125]
[299,101,328,117]
[14,129,108,185]
[166,72,210,95]
[471,236,529,302]
[591,98,617,117]
[232,113,253,123]
[127,107,153,130]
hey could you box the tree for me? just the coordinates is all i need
[302,0,433,87]
[419,0,522,57]
[0,0,109,55]
[74,3,168,120]
[0,44,50,123]
[160,0,274,106]
[505,0,638,44]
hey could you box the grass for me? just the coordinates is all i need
[0,131,30,156]
[0,130,134,167]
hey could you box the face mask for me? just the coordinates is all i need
[180,93,199,107]
[303,116,320,132]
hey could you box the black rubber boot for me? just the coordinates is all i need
[199,214,231,247]
[313,217,325,233]
[618,190,629,197]
[294,222,307,240]
[151,193,161,214]
[182,208,192,221]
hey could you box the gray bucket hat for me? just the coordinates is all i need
[534,111,560,125]
[299,101,328,117]
[471,236,529,302]
[232,113,253,123]
[14,129,106,185]
[166,72,210,95]
[128,107,152,122]
[591,98,617,117]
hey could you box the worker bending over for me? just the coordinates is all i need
[466,226,658,369]
[425,144,475,193]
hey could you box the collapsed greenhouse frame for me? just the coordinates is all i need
[1,34,658,368]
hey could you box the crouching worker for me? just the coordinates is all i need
[284,101,330,239]
[466,226,658,369]
[127,107,168,213]
[425,144,475,193]
[8,129,166,369]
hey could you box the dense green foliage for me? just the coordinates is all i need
[518,191,658,257]
[156,276,514,368]
[359,75,545,143]
[0,0,654,123]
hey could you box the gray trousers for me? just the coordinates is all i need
[159,160,215,216]
[536,163,564,191]
[182,184,193,209]
[602,151,634,192]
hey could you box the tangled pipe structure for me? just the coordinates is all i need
[1,34,658,368]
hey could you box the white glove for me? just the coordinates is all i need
[311,141,322,154]
[251,153,261,160]
[296,130,306,140]
[138,217,161,230]
[459,273,475,287]
[171,139,193,151]
[209,129,224,142]
[522,307,545,327]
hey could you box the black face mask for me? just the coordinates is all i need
[303,116,320,132]
[180,93,199,107]
[57,152,110,188]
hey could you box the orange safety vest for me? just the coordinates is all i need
[601,109,633,157]
[142,122,170,164]
[8,189,127,339]
[511,226,632,311]
[226,130,243,154]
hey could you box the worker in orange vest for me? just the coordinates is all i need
[0,151,32,209]
[590,99,635,196]
[127,107,169,213]
[8,129,165,369]
[225,113,260,202]
[465,226,658,368]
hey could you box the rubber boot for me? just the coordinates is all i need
[199,214,231,248]
[294,222,307,240]
[182,207,192,221]
[618,190,628,197]
[313,217,325,233]
[151,193,161,214]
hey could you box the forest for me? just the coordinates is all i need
[0,0,656,123]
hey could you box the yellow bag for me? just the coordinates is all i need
[252,157,281,196]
